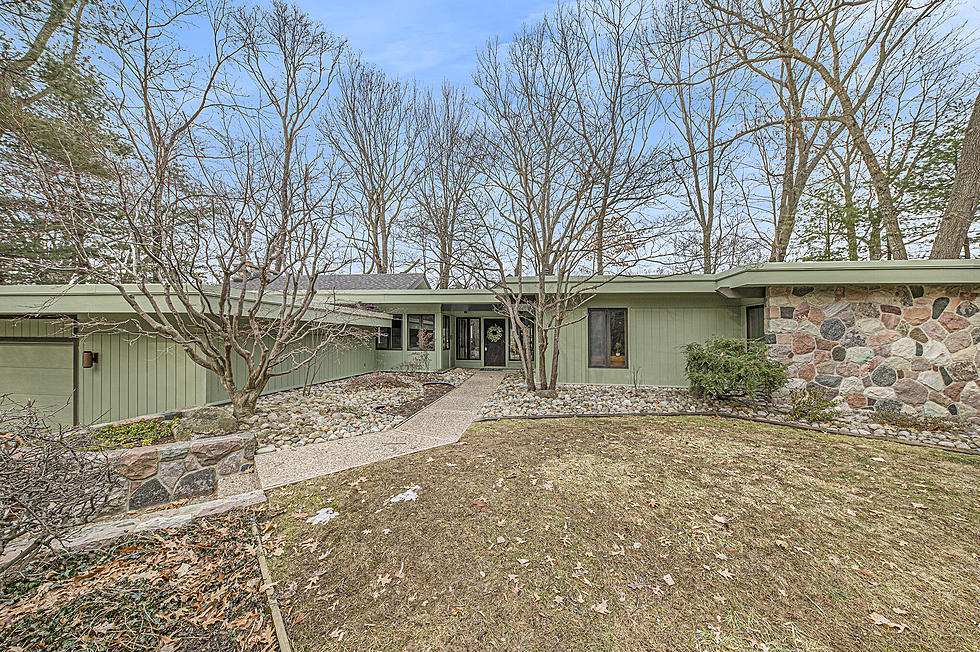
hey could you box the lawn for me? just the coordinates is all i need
[264,416,980,651]
[0,511,275,651]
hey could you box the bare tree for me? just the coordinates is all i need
[472,11,669,391]
[0,397,116,576]
[412,81,481,288]
[650,0,751,273]
[931,90,980,259]
[321,58,424,273]
[551,0,665,274]
[706,0,956,260]
[42,0,369,419]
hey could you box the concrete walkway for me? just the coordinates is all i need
[254,370,508,490]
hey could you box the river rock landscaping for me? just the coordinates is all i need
[479,374,980,452]
[247,369,472,452]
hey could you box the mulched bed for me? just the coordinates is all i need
[376,382,455,418]
[0,511,274,651]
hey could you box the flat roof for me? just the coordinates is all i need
[0,284,392,327]
[2,260,976,315]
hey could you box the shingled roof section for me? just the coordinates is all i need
[313,273,430,291]
[242,272,430,291]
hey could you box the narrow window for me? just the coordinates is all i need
[456,317,481,360]
[442,314,450,350]
[509,314,534,361]
[746,305,764,341]
[408,314,435,350]
[376,314,403,350]
[588,308,627,368]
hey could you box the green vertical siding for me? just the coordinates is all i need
[205,332,378,405]
[0,317,70,337]
[77,328,209,424]
[556,295,745,386]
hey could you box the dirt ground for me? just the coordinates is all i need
[264,415,980,651]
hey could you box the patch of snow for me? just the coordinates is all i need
[307,507,339,525]
[389,486,421,503]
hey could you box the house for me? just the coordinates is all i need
[1,260,978,426]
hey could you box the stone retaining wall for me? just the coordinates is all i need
[108,433,256,512]
[765,284,980,423]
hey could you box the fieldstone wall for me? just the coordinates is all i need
[765,285,980,423]
[108,433,256,512]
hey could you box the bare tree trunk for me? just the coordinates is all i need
[931,90,980,259]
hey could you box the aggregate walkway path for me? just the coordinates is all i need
[254,370,509,490]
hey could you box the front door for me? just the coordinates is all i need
[483,319,506,367]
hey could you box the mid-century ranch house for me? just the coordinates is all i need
[1,260,979,427]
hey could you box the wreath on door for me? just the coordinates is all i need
[486,324,504,343]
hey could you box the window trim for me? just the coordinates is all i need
[442,314,450,350]
[407,313,435,351]
[587,308,628,369]
[509,315,534,362]
[746,305,765,342]
[375,314,403,350]
[456,317,481,361]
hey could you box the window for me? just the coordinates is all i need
[442,315,450,350]
[408,314,435,350]
[509,315,534,361]
[376,314,403,350]
[746,305,764,341]
[456,317,481,360]
[588,308,627,368]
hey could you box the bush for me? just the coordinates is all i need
[788,388,839,422]
[684,337,787,400]
[90,418,176,449]
[872,408,956,432]
[0,398,117,576]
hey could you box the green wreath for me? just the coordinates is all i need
[486,325,504,343]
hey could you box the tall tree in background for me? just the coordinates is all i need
[322,59,424,274]
[46,0,360,418]
[0,0,115,283]
[706,0,956,260]
[931,90,980,259]
[651,0,750,273]
[551,0,664,274]
[412,81,481,288]
[472,11,669,391]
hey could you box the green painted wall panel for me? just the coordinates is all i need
[205,332,379,405]
[0,340,75,426]
[556,295,746,386]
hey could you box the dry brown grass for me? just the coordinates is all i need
[264,416,980,651]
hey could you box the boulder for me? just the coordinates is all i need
[112,448,159,481]
[871,365,897,387]
[173,406,238,441]
[903,306,930,325]
[130,479,171,510]
[189,435,243,466]
[173,468,217,500]
[939,311,971,332]
[931,296,950,319]
[892,378,928,405]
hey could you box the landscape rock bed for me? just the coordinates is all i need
[248,369,472,452]
[480,374,980,452]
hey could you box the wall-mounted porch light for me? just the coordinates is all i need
[82,351,99,368]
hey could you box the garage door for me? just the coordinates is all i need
[0,341,75,427]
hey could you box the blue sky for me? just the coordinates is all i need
[292,0,556,84]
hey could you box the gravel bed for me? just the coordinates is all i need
[247,369,472,452]
[480,374,980,453]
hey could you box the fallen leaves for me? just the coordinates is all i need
[591,599,610,614]
[870,611,909,633]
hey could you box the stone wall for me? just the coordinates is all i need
[765,285,980,423]
[108,433,256,512]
